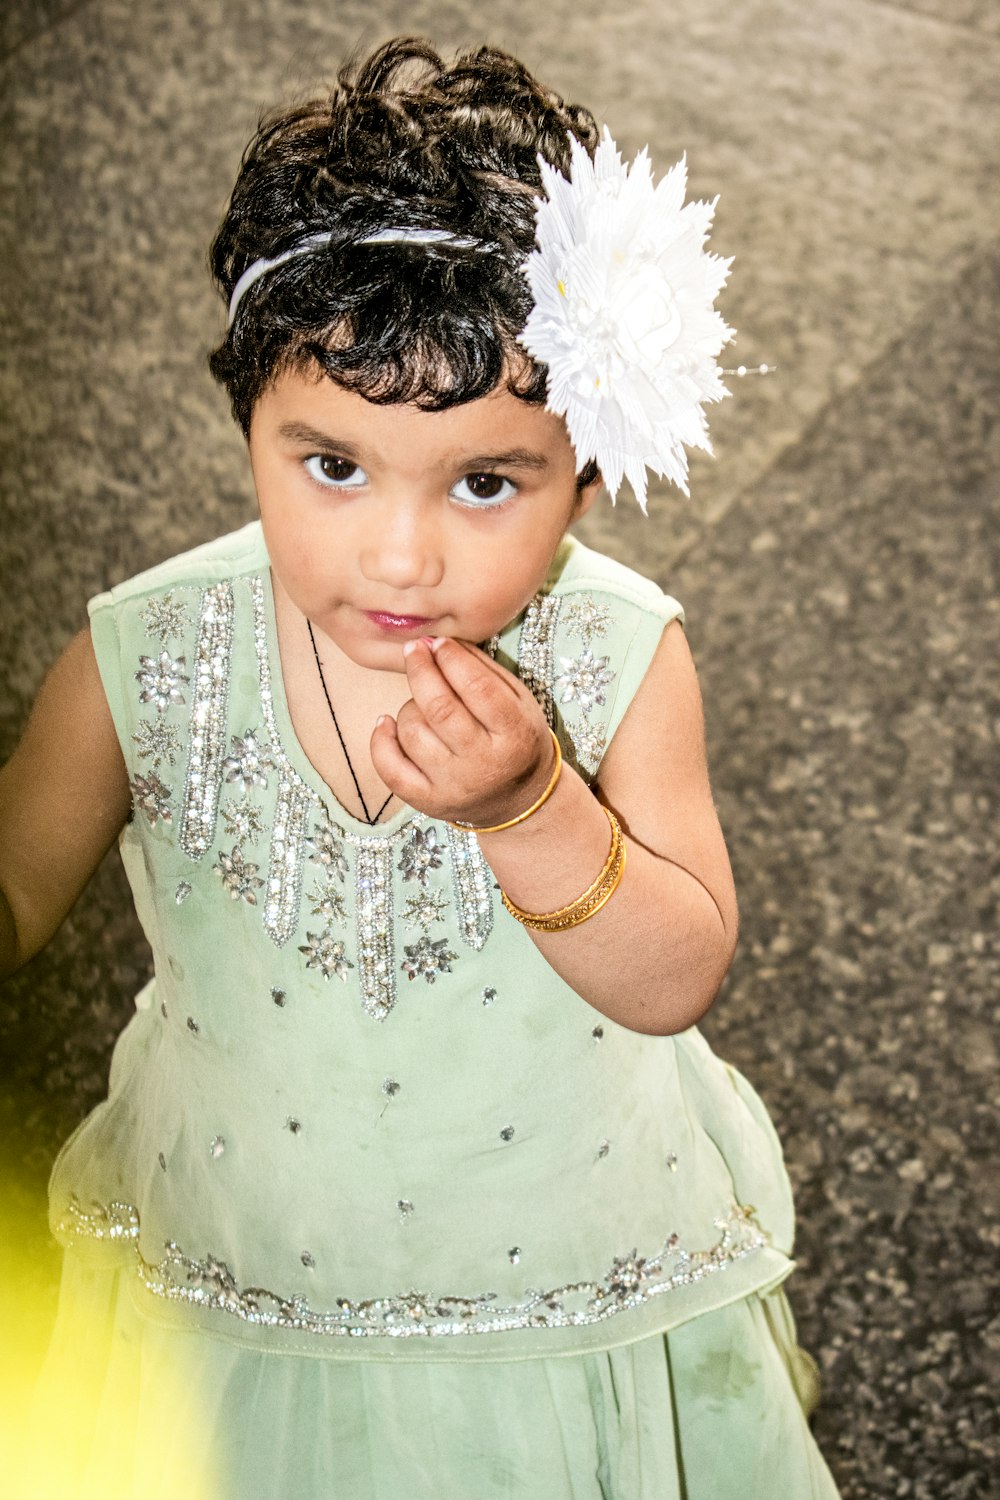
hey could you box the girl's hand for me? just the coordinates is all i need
[370,637,555,827]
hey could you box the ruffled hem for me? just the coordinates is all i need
[16,1254,839,1499]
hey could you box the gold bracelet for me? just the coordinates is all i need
[447,730,562,835]
[501,807,626,932]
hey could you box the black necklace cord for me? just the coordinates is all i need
[306,620,394,826]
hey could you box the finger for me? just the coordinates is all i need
[427,637,525,731]
[369,714,434,805]
[401,638,485,746]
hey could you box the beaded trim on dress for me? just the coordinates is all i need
[56,1197,767,1341]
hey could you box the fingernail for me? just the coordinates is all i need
[375,714,387,728]
[402,641,417,658]
[428,636,446,652]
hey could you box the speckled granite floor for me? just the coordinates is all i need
[1,3,998,1496]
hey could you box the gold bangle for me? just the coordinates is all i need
[447,730,562,835]
[501,807,626,932]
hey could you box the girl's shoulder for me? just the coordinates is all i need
[88,522,266,618]
[547,534,684,626]
[503,535,685,784]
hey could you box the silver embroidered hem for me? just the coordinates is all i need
[55,1197,768,1341]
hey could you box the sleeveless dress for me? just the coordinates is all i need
[26,524,840,1498]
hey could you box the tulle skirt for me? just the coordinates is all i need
[17,1252,840,1499]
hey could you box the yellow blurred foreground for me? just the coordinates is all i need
[3,1170,216,1500]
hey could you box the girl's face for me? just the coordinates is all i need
[249,368,600,675]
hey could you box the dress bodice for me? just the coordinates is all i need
[50,522,793,1361]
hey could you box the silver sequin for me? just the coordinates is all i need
[271,987,286,1007]
[402,936,458,984]
[263,775,310,947]
[186,1016,200,1034]
[140,591,191,645]
[213,846,264,905]
[306,821,349,882]
[55,1197,767,1340]
[398,825,445,888]
[597,1139,611,1160]
[222,794,264,845]
[301,1251,315,1268]
[223,729,275,792]
[132,717,182,768]
[308,877,348,924]
[299,929,354,982]
[355,840,395,1020]
[562,597,613,646]
[179,584,235,859]
[130,772,172,826]
[517,594,561,725]
[286,1117,302,1134]
[666,1152,679,1173]
[508,1247,521,1265]
[568,719,608,777]
[210,1136,225,1158]
[554,647,615,714]
[175,881,192,904]
[500,1126,515,1142]
[158,1152,167,1171]
[382,1079,401,1098]
[482,987,498,1006]
[136,651,189,713]
[446,826,494,950]
[401,889,449,931]
[592,1025,604,1041]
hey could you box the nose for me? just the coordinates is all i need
[358,498,444,592]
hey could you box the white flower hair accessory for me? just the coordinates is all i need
[518,128,736,510]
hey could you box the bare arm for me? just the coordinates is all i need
[475,623,737,1033]
[0,626,132,978]
[373,623,737,1036]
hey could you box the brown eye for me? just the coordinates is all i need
[320,456,358,482]
[305,454,365,488]
[465,472,505,500]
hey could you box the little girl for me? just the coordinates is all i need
[6,36,840,1499]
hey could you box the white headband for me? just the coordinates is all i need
[226,226,486,328]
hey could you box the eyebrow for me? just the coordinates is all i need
[277,422,364,455]
[277,424,552,474]
[461,449,551,473]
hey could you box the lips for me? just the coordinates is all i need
[364,610,434,634]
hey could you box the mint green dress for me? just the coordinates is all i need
[30,523,839,1497]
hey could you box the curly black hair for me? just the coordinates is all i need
[208,35,600,484]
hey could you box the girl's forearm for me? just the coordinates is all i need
[476,768,736,1035]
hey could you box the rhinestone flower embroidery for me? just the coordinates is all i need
[223,730,275,791]
[402,890,449,931]
[398,826,445,888]
[568,719,608,775]
[140,591,191,644]
[222,795,264,845]
[130,772,172,826]
[213,847,264,904]
[132,717,182,768]
[402,936,458,983]
[300,930,355,981]
[563,598,613,646]
[554,648,615,713]
[136,652,189,713]
[307,823,349,882]
[308,878,348,924]
[605,1251,652,1303]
